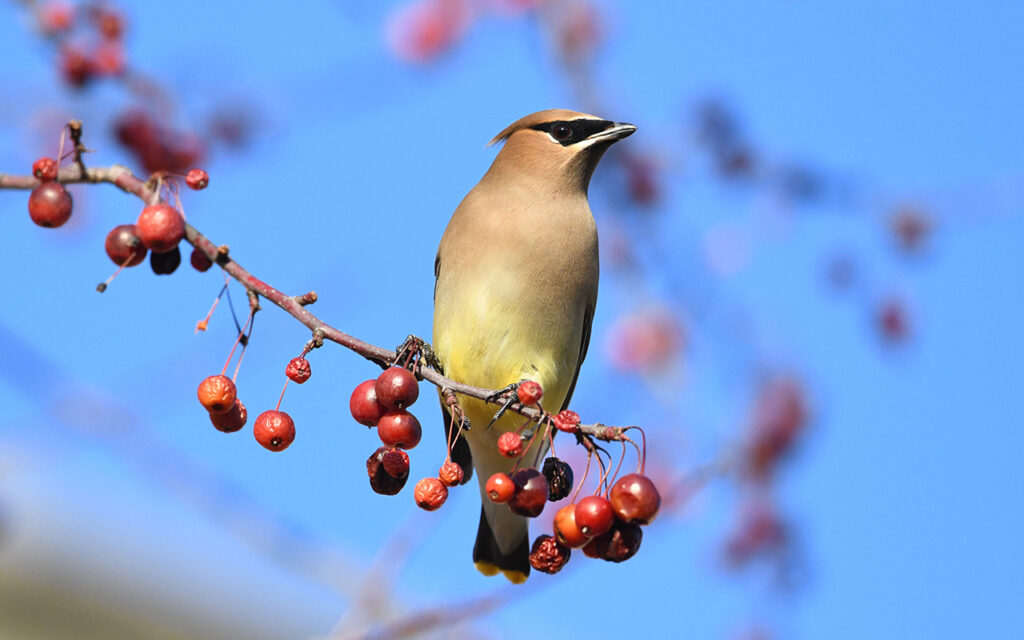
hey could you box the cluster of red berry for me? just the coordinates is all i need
[36,2,128,86]
[26,149,211,287]
[198,354,314,452]
[349,367,446,500]
[113,109,206,176]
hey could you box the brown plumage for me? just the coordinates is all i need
[432,109,635,582]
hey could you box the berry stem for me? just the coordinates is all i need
[95,253,135,293]
[56,125,67,176]
[275,378,289,412]
[196,280,229,333]
[570,450,594,505]
[231,309,256,383]
[220,303,254,376]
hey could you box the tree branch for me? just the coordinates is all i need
[1,149,626,444]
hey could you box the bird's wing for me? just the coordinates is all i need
[434,250,473,481]
[560,300,595,411]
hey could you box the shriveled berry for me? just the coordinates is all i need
[28,182,73,228]
[508,468,549,518]
[542,457,573,502]
[104,224,147,267]
[189,247,213,272]
[554,503,591,548]
[375,367,419,409]
[185,168,209,190]
[377,410,422,449]
[33,157,58,181]
[414,477,448,511]
[553,409,580,433]
[609,473,661,525]
[197,375,237,414]
[285,357,311,384]
[150,246,181,275]
[582,520,643,562]
[497,431,523,458]
[486,472,515,503]
[517,380,543,405]
[136,203,185,253]
[367,446,409,495]
[209,398,247,433]
[439,460,464,486]
[350,379,386,427]
[253,410,295,452]
[574,495,614,537]
[529,534,571,574]
[382,448,410,478]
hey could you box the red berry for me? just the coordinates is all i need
[38,2,74,34]
[553,409,581,433]
[497,431,523,458]
[32,157,58,181]
[574,495,614,537]
[28,182,73,228]
[529,534,571,574]
[59,46,93,87]
[190,247,213,272]
[486,472,515,503]
[382,448,410,478]
[554,503,591,548]
[508,468,549,518]
[350,379,386,427]
[104,224,147,267]
[185,168,209,190]
[608,473,661,525]
[150,246,181,275]
[95,10,123,40]
[517,380,543,405]
[377,410,422,449]
[375,367,419,410]
[582,520,643,563]
[253,410,295,452]
[92,41,124,76]
[439,460,464,486]
[136,203,185,253]
[285,357,312,384]
[209,398,247,433]
[414,477,448,511]
[197,375,236,414]
[367,446,409,495]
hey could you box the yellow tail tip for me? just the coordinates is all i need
[474,562,528,584]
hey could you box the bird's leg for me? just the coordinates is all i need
[443,387,471,434]
[395,335,443,377]
[486,380,524,429]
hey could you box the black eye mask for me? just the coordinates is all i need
[530,119,614,146]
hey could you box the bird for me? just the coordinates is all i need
[432,109,636,582]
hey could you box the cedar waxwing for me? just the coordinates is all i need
[432,109,636,582]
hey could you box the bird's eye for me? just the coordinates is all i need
[552,123,572,141]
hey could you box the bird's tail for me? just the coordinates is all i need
[473,496,530,583]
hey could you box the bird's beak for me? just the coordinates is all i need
[591,122,637,142]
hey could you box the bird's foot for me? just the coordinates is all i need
[486,380,525,429]
[394,335,440,376]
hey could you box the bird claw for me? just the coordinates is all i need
[486,381,522,429]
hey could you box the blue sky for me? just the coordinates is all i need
[1,2,1023,638]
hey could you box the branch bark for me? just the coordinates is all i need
[1,149,628,443]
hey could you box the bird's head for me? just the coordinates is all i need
[484,109,636,195]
